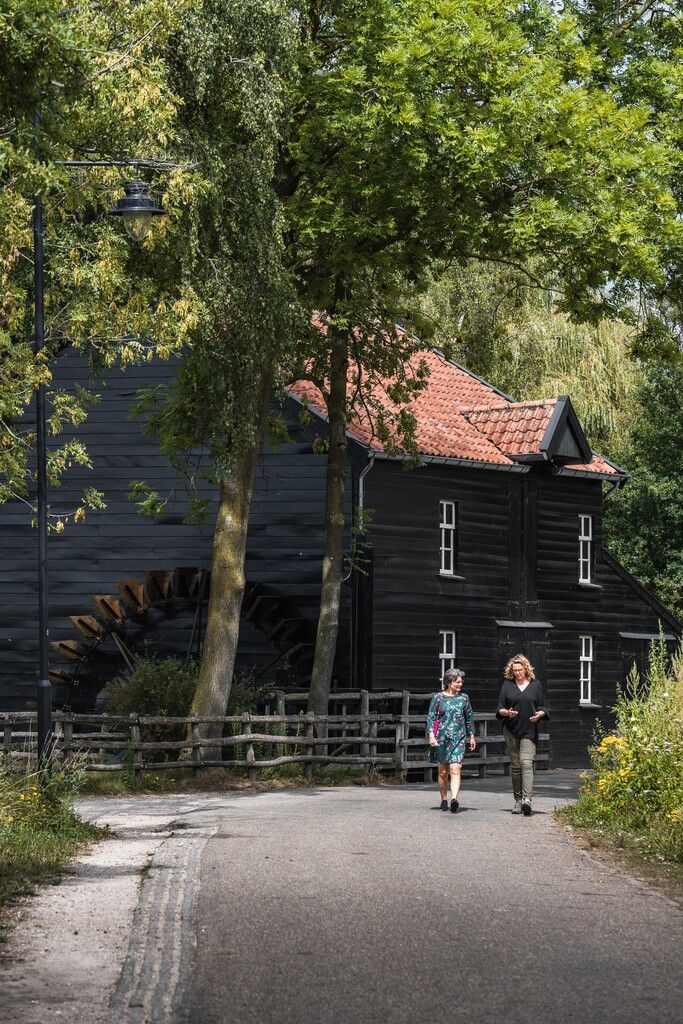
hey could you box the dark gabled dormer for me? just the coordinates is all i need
[540,396,593,466]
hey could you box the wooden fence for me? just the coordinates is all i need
[0,690,549,780]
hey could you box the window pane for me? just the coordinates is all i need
[439,501,457,573]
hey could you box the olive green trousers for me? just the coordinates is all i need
[503,729,536,801]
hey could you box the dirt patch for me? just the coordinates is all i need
[81,767,396,796]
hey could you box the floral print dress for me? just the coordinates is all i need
[427,692,475,765]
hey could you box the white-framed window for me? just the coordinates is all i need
[439,630,457,681]
[439,499,457,575]
[580,634,593,704]
[579,514,593,583]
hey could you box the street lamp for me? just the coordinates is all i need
[110,180,166,242]
[34,172,165,768]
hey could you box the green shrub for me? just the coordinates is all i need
[103,656,197,762]
[0,757,102,909]
[564,638,683,863]
[104,656,197,718]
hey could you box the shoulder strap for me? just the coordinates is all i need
[433,694,443,735]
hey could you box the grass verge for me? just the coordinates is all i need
[557,638,682,891]
[0,759,106,915]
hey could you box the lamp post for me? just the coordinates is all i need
[34,174,165,768]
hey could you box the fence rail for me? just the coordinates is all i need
[0,690,549,780]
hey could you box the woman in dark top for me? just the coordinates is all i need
[496,654,548,816]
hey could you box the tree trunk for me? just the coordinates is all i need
[191,371,271,757]
[308,327,349,717]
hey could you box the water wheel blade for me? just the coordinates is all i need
[145,570,171,604]
[174,567,199,600]
[49,667,75,685]
[117,579,147,614]
[50,639,88,663]
[240,582,260,618]
[69,614,105,639]
[91,594,123,622]
[196,569,211,601]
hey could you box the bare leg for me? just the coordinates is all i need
[449,764,462,801]
[438,764,448,801]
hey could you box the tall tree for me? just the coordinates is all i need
[133,0,302,748]
[604,361,683,619]
[277,0,682,714]
[0,0,199,523]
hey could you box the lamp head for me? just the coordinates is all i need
[110,180,165,241]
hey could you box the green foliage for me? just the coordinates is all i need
[604,362,683,619]
[344,506,374,578]
[564,640,683,864]
[104,656,196,719]
[138,0,303,479]
[0,0,200,523]
[0,756,102,909]
[104,656,197,761]
[418,261,643,449]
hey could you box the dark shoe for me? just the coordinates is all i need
[521,800,532,816]
[440,800,449,811]
[450,799,459,814]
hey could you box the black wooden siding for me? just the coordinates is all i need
[362,459,680,765]
[363,460,518,705]
[0,354,351,709]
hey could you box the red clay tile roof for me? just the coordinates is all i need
[462,400,556,456]
[288,346,621,477]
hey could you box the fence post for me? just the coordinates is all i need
[3,721,12,759]
[304,715,315,780]
[399,691,410,781]
[502,713,511,775]
[369,719,378,760]
[479,717,488,779]
[423,697,431,783]
[393,720,403,781]
[244,714,256,780]
[99,720,108,760]
[62,715,74,762]
[359,690,369,760]
[129,715,143,780]
[275,690,286,717]
[191,721,201,775]
[53,715,63,758]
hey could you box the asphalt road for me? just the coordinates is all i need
[175,774,682,1024]
[4,772,681,1024]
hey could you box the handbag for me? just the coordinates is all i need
[431,695,443,742]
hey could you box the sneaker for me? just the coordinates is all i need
[450,799,459,814]
[512,801,523,814]
[521,800,532,817]
[440,799,449,811]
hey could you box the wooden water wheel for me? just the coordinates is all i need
[50,569,315,705]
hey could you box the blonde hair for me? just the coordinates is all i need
[504,654,535,681]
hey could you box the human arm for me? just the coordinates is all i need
[529,682,549,723]
[426,694,440,745]
[464,696,476,749]
[496,682,518,719]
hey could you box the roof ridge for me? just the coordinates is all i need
[461,397,556,415]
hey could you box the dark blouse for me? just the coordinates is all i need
[496,679,549,742]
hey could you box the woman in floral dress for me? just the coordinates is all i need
[427,668,476,813]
